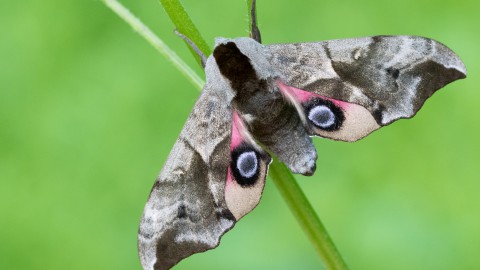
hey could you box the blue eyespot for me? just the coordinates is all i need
[236,151,258,179]
[230,145,262,187]
[308,105,335,129]
[305,98,344,131]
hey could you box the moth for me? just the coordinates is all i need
[138,1,466,269]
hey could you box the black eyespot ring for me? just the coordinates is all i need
[230,144,260,187]
[305,98,345,131]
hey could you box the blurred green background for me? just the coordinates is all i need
[0,0,478,269]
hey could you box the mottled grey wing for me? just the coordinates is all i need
[138,76,272,269]
[269,36,466,141]
[137,83,235,270]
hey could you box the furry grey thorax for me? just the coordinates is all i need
[211,38,318,175]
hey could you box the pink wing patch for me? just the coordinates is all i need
[225,111,271,220]
[229,112,245,151]
[277,81,380,142]
[277,81,350,109]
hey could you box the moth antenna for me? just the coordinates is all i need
[174,29,207,68]
[249,0,262,43]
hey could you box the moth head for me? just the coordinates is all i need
[214,37,276,80]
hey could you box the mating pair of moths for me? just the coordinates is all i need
[137,2,466,269]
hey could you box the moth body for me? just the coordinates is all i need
[139,16,465,270]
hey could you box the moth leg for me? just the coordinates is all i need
[249,0,262,43]
[174,29,207,68]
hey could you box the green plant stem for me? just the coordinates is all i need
[102,0,203,89]
[269,158,349,270]
[159,0,211,66]
[248,1,348,269]
[103,0,348,269]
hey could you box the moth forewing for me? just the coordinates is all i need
[138,82,235,270]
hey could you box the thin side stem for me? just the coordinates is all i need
[159,0,211,65]
[102,0,204,90]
